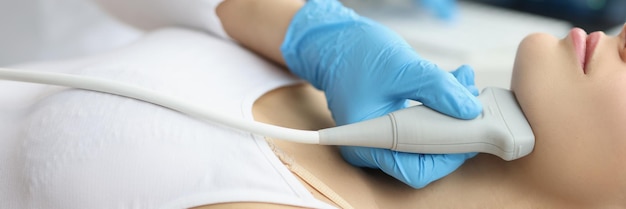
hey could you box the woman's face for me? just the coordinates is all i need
[510,24,626,204]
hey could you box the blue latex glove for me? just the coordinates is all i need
[418,0,458,21]
[281,0,482,189]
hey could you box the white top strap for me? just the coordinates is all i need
[93,0,231,39]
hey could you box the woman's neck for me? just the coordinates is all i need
[411,152,616,209]
[361,154,549,208]
[253,84,586,208]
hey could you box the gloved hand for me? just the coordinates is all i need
[281,0,482,189]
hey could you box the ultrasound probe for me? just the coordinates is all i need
[0,68,535,160]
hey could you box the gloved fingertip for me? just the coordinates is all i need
[463,86,479,97]
[404,153,474,189]
[451,65,474,84]
[451,65,479,96]
[439,82,483,120]
[338,146,379,169]
[407,69,482,120]
[457,95,483,120]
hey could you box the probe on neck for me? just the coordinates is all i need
[0,68,534,160]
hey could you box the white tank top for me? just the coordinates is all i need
[0,0,142,66]
[0,28,335,209]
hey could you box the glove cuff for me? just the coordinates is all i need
[280,0,362,90]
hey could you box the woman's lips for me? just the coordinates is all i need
[585,31,602,72]
[569,28,587,73]
[569,27,601,74]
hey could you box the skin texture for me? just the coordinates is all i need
[216,0,303,66]
[508,24,626,207]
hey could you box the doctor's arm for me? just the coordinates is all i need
[223,0,483,189]
[97,0,483,189]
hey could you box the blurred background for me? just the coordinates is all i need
[341,0,626,89]
[464,0,625,32]
[1,0,625,89]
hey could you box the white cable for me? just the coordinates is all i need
[0,68,320,144]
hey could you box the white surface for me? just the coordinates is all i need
[0,0,142,66]
[351,1,573,89]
